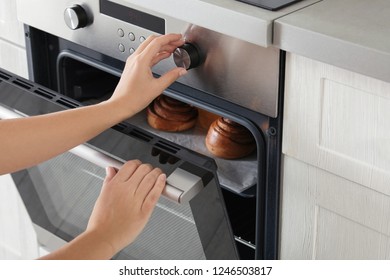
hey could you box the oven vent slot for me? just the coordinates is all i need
[12,79,33,90]
[128,128,153,142]
[155,141,180,154]
[0,71,11,80]
[56,98,79,109]
[34,88,55,99]
[113,123,127,132]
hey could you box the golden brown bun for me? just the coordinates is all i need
[147,96,198,132]
[205,117,256,159]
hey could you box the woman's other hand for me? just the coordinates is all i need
[86,160,166,255]
[39,160,165,260]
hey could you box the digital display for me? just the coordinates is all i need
[100,0,165,34]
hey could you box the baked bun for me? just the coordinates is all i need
[147,96,198,132]
[205,117,256,159]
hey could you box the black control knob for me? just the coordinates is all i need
[173,43,203,70]
[64,5,89,30]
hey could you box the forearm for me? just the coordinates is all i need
[0,100,128,174]
[39,230,115,260]
[0,34,185,175]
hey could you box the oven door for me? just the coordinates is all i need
[0,69,238,260]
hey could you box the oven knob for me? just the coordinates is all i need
[64,5,89,30]
[173,43,202,70]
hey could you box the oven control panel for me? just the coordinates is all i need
[17,0,282,118]
[114,26,147,55]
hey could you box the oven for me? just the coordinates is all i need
[0,0,285,260]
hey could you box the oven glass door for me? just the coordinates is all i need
[0,69,238,260]
[12,149,231,260]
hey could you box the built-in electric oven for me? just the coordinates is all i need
[1,0,286,259]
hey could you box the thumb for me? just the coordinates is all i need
[156,67,187,92]
[104,166,117,183]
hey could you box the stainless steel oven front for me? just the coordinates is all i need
[5,0,285,259]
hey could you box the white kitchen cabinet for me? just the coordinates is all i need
[0,0,34,259]
[280,53,390,259]
[0,0,28,77]
[0,174,39,259]
[280,156,390,259]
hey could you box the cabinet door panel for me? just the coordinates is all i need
[0,40,28,78]
[283,54,390,193]
[280,156,390,260]
[314,207,389,260]
[0,0,26,46]
[0,0,28,77]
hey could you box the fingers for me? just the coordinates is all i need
[156,67,187,92]
[112,160,165,210]
[101,166,118,194]
[126,163,154,194]
[134,34,157,54]
[114,160,141,182]
[139,34,184,61]
[134,167,163,199]
[144,41,181,61]
[151,51,171,66]
[104,166,117,183]
[142,173,166,213]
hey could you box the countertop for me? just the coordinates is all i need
[273,0,390,83]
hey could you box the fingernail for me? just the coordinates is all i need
[179,68,187,76]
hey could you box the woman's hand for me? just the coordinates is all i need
[108,33,187,119]
[86,160,166,255]
[39,160,166,260]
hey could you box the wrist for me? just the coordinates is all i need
[98,98,135,126]
[95,99,132,126]
[78,229,117,259]
[39,230,117,260]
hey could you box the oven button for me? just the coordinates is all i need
[128,32,136,41]
[118,44,125,53]
[139,36,146,43]
[64,5,89,30]
[173,43,202,70]
[117,28,124,37]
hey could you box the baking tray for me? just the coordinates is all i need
[127,112,258,194]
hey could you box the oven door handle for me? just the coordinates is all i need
[0,105,203,204]
[69,144,203,204]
